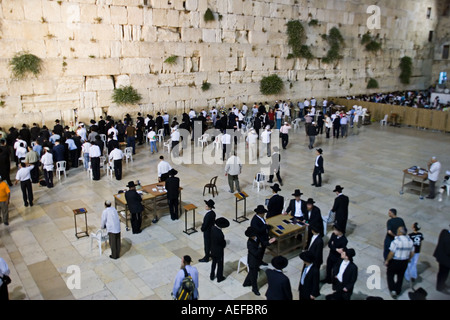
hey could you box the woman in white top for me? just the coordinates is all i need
[324,114,333,139]
[81,141,92,170]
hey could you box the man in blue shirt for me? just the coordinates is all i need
[65,133,78,168]
[172,255,199,300]
[52,140,65,163]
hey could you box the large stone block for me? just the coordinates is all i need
[23,0,43,22]
[128,6,144,25]
[110,5,128,25]
[185,0,198,11]
[120,58,150,74]
[152,8,168,26]
[65,58,121,76]
[2,0,25,20]
[248,31,268,45]
[166,9,180,28]
[181,28,203,43]
[157,27,181,42]
[85,77,115,91]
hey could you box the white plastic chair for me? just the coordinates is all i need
[144,129,149,144]
[164,139,172,153]
[213,134,222,151]
[198,134,209,148]
[292,118,301,132]
[322,210,336,235]
[99,134,107,143]
[100,156,107,172]
[237,256,249,273]
[87,161,93,180]
[252,172,266,192]
[90,229,109,257]
[107,160,114,179]
[124,147,133,163]
[380,114,388,126]
[56,161,67,180]
[157,129,164,144]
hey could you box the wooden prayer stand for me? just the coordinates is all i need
[73,208,89,239]
[233,191,249,223]
[183,204,198,235]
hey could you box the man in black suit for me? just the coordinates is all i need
[30,123,41,143]
[307,226,324,269]
[265,256,292,300]
[210,217,229,283]
[330,185,349,233]
[332,114,341,138]
[307,121,318,149]
[326,248,358,300]
[433,226,450,293]
[199,199,216,263]
[53,119,64,136]
[251,205,275,267]
[323,224,348,284]
[124,181,144,234]
[312,148,324,187]
[298,251,320,300]
[283,189,307,219]
[19,124,31,147]
[267,147,282,185]
[165,169,180,221]
[305,198,324,246]
[0,140,12,186]
[243,227,275,296]
[267,184,284,219]
[98,116,106,135]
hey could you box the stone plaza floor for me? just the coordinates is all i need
[0,123,449,300]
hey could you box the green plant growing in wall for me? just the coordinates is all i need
[201,81,211,91]
[322,27,344,64]
[0,100,5,108]
[164,55,178,65]
[308,19,319,26]
[9,51,43,80]
[286,20,314,60]
[361,32,382,52]
[367,78,379,89]
[260,74,284,95]
[112,86,142,105]
[399,56,413,84]
[204,8,215,22]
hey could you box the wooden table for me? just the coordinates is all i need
[400,168,429,199]
[266,214,307,256]
[114,182,183,231]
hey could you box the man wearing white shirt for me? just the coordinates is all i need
[0,256,11,300]
[242,103,248,117]
[221,131,232,161]
[279,122,291,150]
[224,153,242,193]
[246,129,258,163]
[40,147,54,188]
[89,143,101,181]
[427,156,441,199]
[158,156,172,182]
[310,106,316,117]
[171,127,181,158]
[15,163,34,207]
[326,247,358,300]
[260,126,272,157]
[107,126,118,141]
[109,146,124,180]
[189,109,196,119]
[340,114,349,138]
[77,123,87,142]
[101,200,121,259]
[322,99,328,115]
[311,97,317,107]
[15,142,27,165]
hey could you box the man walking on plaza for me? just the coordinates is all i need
[0,176,10,226]
[383,208,406,260]
[224,152,242,193]
[101,200,121,259]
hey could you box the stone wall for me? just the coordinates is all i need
[0,0,441,127]
[431,0,450,86]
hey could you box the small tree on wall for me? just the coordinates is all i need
[399,56,413,84]
[286,20,314,60]
[9,52,43,80]
[367,78,379,89]
[322,27,345,64]
[260,74,284,95]
[112,86,142,105]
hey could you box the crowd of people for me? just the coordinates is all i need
[0,98,449,301]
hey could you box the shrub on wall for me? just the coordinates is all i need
[164,55,178,65]
[112,86,142,105]
[201,81,211,91]
[367,78,379,89]
[361,32,382,52]
[400,56,413,84]
[9,52,43,80]
[260,74,284,95]
[286,20,314,60]
[204,8,215,22]
[322,27,345,64]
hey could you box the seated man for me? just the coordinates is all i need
[438,171,450,202]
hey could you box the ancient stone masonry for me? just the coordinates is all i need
[0,0,441,126]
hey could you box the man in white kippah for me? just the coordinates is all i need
[101,200,121,259]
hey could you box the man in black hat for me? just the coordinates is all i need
[326,247,358,300]
[306,226,324,269]
[243,227,275,296]
[267,184,284,219]
[305,198,324,247]
[199,200,216,263]
[210,217,229,282]
[298,251,320,300]
[307,121,318,149]
[165,169,180,221]
[267,147,282,185]
[330,185,349,233]
[251,205,276,267]
[265,256,292,300]
[53,119,63,136]
[323,224,348,284]
[124,181,144,234]
[312,148,324,187]
[433,225,450,294]
[284,189,307,219]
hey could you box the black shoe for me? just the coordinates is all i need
[152,218,158,223]
[426,195,434,199]
[30,202,33,207]
[243,283,251,287]
[252,290,261,296]
[199,257,209,263]
[210,274,216,281]
[316,185,321,188]
[279,182,283,186]
[260,262,268,266]
[267,180,273,183]
[4,222,9,226]
[24,203,29,207]
[217,277,226,283]
[311,183,316,186]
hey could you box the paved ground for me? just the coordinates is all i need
[1,123,449,300]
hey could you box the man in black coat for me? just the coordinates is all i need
[210,217,229,283]
[433,226,450,293]
[331,185,350,233]
[298,251,320,300]
[305,198,324,247]
[250,205,275,267]
[312,148,324,187]
[284,189,307,219]
[267,184,284,219]
[53,119,64,136]
[19,124,31,147]
[267,147,282,185]
[243,227,275,296]
[323,224,348,284]
[307,122,318,149]
[306,226,324,268]
[333,114,341,138]
[165,169,180,220]
[30,123,41,143]
[199,199,216,263]
[265,256,292,300]
[98,116,106,135]
[124,181,144,234]
[0,140,12,186]
[326,248,358,300]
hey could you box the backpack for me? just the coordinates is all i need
[176,268,195,300]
